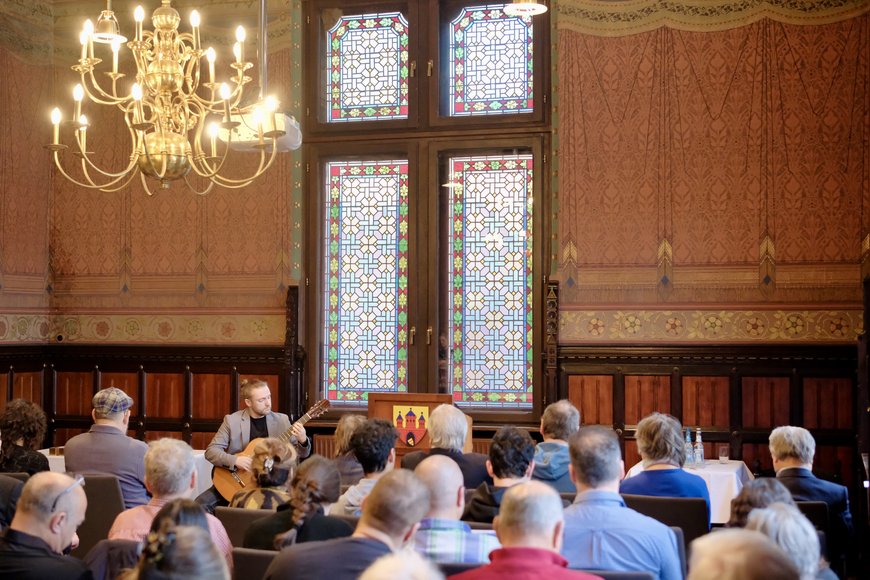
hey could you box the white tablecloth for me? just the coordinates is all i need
[40,449,214,497]
[625,460,754,524]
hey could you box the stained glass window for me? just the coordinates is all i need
[323,160,410,404]
[448,5,534,116]
[326,12,410,122]
[446,154,533,408]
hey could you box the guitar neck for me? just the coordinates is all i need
[277,412,313,444]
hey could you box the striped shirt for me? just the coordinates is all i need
[412,518,500,564]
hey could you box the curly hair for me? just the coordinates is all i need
[489,426,536,479]
[350,419,397,474]
[727,478,795,528]
[0,399,47,460]
[251,438,297,488]
[275,455,342,548]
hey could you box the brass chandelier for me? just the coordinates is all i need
[47,0,290,195]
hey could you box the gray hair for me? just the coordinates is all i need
[746,503,821,579]
[335,414,367,456]
[689,528,799,580]
[498,481,564,541]
[145,438,195,497]
[428,405,467,451]
[360,550,444,580]
[541,400,580,441]
[769,426,815,465]
[636,412,685,467]
[568,426,622,488]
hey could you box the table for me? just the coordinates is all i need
[39,449,214,497]
[625,460,754,524]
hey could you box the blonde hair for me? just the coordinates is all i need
[252,437,297,488]
[241,379,269,401]
[334,414,367,456]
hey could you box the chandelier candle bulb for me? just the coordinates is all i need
[190,11,200,50]
[219,83,232,122]
[51,108,61,145]
[78,115,88,152]
[72,84,84,122]
[208,122,218,157]
[134,6,144,41]
[206,47,216,84]
[235,25,246,61]
[111,39,120,74]
[233,42,242,65]
[79,30,88,61]
[83,20,95,59]
[131,83,143,124]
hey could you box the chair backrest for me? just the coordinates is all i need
[83,538,141,580]
[72,475,126,559]
[576,571,655,580]
[621,494,709,548]
[214,506,272,547]
[669,526,687,580]
[560,492,576,504]
[439,562,482,576]
[795,501,828,530]
[4,472,29,483]
[466,520,493,531]
[232,547,277,580]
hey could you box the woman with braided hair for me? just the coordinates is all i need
[119,520,229,580]
[229,437,297,510]
[242,454,354,550]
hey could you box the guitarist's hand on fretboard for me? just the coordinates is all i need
[290,423,308,445]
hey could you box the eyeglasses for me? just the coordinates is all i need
[51,475,85,512]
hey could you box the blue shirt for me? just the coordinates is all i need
[561,490,681,580]
[412,518,500,563]
[619,467,711,527]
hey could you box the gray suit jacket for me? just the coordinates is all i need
[204,409,311,469]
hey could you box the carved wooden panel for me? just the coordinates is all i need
[803,378,853,429]
[624,375,671,425]
[472,439,492,456]
[568,375,614,426]
[190,432,214,450]
[0,373,7,412]
[192,373,231,420]
[56,372,94,416]
[12,371,43,405]
[54,428,87,447]
[239,373,280,412]
[145,430,184,442]
[682,376,729,427]
[814,445,854,488]
[145,373,184,418]
[313,434,336,458]
[624,439,640,468]
[100,372,139,414]
[742,377,790,428]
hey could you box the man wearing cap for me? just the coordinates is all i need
[64,387,149,509]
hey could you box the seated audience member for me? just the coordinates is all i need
[769,426,853,571]
[64,388,149,508]
[452,481,601,580]
[561,426,681,580]
[746,502,837,580]
[402,405,491,489]
[533,400,580,494]
[333,419,397,516]
[412,455,500,563]
[0,473,23,529]
[107,438,232,566]
[361,550,444,580]
[229,438,297,510]
[727,477,795,528]
[687,528,799,580]
[0,401,50,474]
[264,469,430,580]
[334,414,367,487]
[464,426,536,523]
[150,499,210,534]
[243,455,353,550]
[619,412,711,527]
[0,471,90,580]
[119,522,229,580]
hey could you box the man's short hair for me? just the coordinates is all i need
[362,469,430,539]
[427,405,467,451]
[240,379,269,401]
[17,472,81,518]
[636,412,685,467]
[498,481,563,541]
[746,503,821,578]
[568,426,622,488]
[769,426,815,465]
[688,529,799,580]
[145,438,195,497]
[351,419,398,474]
[489,426,535,479]
[541,400,580,441]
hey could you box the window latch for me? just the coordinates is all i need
[427,60,434,77]
[426,327,433,345]
[410,61,417,77]
[409,326,416,345]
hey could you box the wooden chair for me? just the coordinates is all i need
[214,507,272,548]
[72,475,126,559]
[232,547,277,580]
[3,472,29,483]
[466,520,493,531]
[669,526,687,580]
[795,501,828,530]
[621,494,709,549]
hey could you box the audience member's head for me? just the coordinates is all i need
[150,498,209,534]
[360,549,444,580]
[487,426,535,482]
[0,399,48,452]
[688,528,799,580]
[351,419,397,476]
[746,503,824,580]
[92,387,134,424]
[251,437,297,488]
[122,522,229,580]
[727,477,795,528]
[144,438,196,499]
[540,400,580,442]
[494,481,565,552]
[358,469,430,549]
[769,426,815,470]
[334,414,367,457]
[276,455,343,548]
[427,405,468,452]
[415,455,465,519]
[11,471,87,554]
[568,426,623,491]
[635,412,685,468]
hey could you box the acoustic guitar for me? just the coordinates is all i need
[212,399,330,501]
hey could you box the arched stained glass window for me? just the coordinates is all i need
[444,154,534,408]
[323,160,410,404]
[326,12,410,122]
[448,5,534,116]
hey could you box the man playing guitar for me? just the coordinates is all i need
[196,379,311,513]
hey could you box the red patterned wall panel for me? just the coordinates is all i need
[239,374,280,412]
[54,428,87,447]
[568,375,613,426]
[742,377,790,428]
[803,378,853,429]
[192,374,231,419]
[56,372,94,416]
[100,372,139,414]
[12,371,42,405]
[145,373,184,418]
[624,375,671,425]
[682,376,729,427]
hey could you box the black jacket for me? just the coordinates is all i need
[0,475,23,529]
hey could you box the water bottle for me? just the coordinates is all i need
[694,427,705,468]
[684,427,695,469]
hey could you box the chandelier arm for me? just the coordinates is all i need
[139,130,171,181]
[182,173,215,196]
[95,169,140,192]
[187,146,231,179]
[81,69,128,105]
[73,126,141,178]
[52,151,132,190]
[207,141,280,186]
[139,172,158,196]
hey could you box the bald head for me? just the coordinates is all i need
[415,455,465,519]
[13,471,87,554]
[494,481,565,551]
